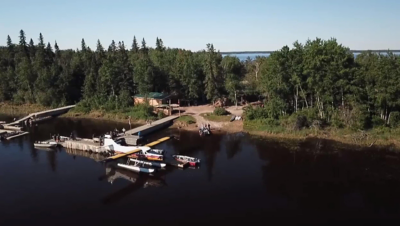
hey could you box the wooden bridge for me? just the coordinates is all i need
[6,105,76,126]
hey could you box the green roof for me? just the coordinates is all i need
[133,92,170,99]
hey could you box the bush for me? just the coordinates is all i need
[372,115,385,127]
[213,107,228,116]
[390,111,400,128]
[244,106,268,120]
[128,103,156,120]
[157,111,165,119]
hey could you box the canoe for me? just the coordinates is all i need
[129,159,166,168]
[34,142,57,148]
[173,155,201,167]
[117,163,155,174]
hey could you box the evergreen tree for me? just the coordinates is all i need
[131,36,139,53]
[80,38,86,52]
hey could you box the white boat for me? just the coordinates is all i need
[129,159,166,168]
[34,141,57,148]
[117,159,155,174]
[173,155,201,166]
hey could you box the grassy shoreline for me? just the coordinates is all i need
[1,103,399,149]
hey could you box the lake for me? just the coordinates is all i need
[224,52,400,61]
[1,116,400,225]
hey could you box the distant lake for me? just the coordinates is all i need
[223,52,400,61]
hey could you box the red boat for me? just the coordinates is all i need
[172,155,200,166]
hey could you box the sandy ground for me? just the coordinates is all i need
[178,105,244,129]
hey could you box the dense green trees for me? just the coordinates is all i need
[1,30,400,130]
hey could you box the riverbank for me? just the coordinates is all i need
[2,103,399,150]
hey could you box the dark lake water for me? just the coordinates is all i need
[1,115,400,225]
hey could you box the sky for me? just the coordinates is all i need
[1,0,399,52]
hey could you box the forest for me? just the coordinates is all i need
[1,30,400,131]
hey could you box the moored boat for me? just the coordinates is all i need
[34,141,57,148]
[117,159,155,174]
[129,159,166,168]
[172,155,201,167]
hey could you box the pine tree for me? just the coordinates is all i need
[7,35,12,47]
[81,38,87,52]
[54,41,61,59]
[131,36,139,53]
[38,33,45,48]
[108,40,116,52]
[155,37,164,51]
[28,38,36,59]
[18,29,28,59]
[141,38,148,55]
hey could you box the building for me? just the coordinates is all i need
[132,92,172,107]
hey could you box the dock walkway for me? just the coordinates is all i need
[124,115,179,136]
[6,105,75,126]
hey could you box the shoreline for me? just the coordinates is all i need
[1,103,399,150]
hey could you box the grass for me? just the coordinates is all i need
[177,115,196,124]
[0,102,49,116]
[200,113,232,122]
[244,119,400,148]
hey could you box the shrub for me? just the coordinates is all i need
[390,111,400,128]
[372,115,385,127]
[128,103,155,120]
[157,111,165,119]
[244,106,268,120]
[213,107,228,116]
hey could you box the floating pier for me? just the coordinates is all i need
[123,115,179,137]
[6,105,75,126]
[5,132,29,140]
[60,138,108,154]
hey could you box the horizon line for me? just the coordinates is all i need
[221,50,400,54]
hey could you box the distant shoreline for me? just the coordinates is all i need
[221,50,400,54]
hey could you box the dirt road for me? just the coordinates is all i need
[179,105,243,129]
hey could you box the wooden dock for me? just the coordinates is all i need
[5,132,29,140]
[6,105,75,126]
[123,115,179,136]
[60,139,108,154]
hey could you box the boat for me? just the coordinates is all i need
[103,138,164,161]
[172,155,201,167]
[117,159,155,174]
[199,127,211,136]
[129,159,166,168]
[34,141,57,148]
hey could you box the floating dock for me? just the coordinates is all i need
[123,115,179,136]
[5,132,29,140]
[60,138,108,154]
[6,105,75,126]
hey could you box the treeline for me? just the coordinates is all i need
[0,30,243,112]
[1,30,400,130]
[245,38,400,130]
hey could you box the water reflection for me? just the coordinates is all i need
[100,163,168,205]
[2,116,400,223]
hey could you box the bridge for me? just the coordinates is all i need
[6,105,76,126]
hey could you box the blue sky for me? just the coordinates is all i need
[1,0,399,51]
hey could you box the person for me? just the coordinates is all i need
[122,128,126,134]
[208,123,211,131]
[128,116,132,129]
[138,131,141,138]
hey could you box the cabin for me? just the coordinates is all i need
[132,92,172,107]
